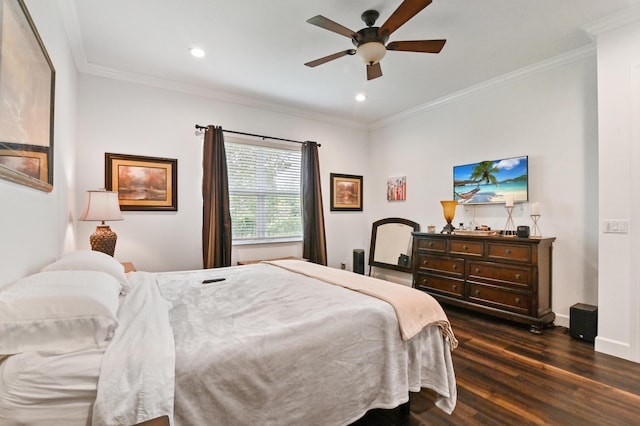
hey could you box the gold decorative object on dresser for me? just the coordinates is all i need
[412,232,555,334]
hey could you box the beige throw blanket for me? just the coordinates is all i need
[266,260,457,348]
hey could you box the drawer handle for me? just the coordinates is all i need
[421,278,428,285]
[429,242,434,247]
[452,284,457,290]
[422,259,429,265]
[463,245,468,250]
[505,249,511,255]
[452,264,457,270]
[475,267,480,273]
[475,290,480,296]
[515,297,521,304]
[515,274,521,280]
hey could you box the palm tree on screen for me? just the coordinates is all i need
[470,161,499,186]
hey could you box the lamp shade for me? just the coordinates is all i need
[356,42,387,64]
[440,200,458,234]
[79,190,123,222]
[440,200,458,222]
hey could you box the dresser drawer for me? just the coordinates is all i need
[416,254,464,277]
[448,239,484,257]
[468,261,532,288]
[467,283,531,315]
[415,273,464,298]
[486,242,531,263]
[416,237,446,253]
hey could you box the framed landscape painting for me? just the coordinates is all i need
[105,153,177,211]
[0,0,56,192]
[330,173,363,211]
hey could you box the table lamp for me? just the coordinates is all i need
[79,190,123,256]
[440,200,458,234]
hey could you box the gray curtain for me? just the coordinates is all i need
[301,141,327,265]
[202,125,232,268]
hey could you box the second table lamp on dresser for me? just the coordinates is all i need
[79,189,123,257]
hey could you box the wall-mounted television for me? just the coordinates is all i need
[453,155,528,205]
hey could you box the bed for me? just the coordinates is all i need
[0,251,457,425]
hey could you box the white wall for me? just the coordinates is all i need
[75,75,370,272]
[0,0,77,286]
[592,20,640,362]
[368,53,600,328]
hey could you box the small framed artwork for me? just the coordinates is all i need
[330,173,363,211]
[387,176,406,201]
[105,153,177,211]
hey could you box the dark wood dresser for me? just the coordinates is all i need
[411,232,555,333]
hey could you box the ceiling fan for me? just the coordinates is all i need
[304,0,446,81]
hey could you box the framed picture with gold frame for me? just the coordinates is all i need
[330,173,363,211]
[0,0,56,192]
[105,153,178,211]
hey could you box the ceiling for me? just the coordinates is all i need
[60,0,640,127]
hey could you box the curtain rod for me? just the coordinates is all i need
[195,125,320,147]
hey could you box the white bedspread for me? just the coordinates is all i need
[154,263,456,425]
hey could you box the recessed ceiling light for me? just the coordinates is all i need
[355,93,366,102]
[189,47,205,58]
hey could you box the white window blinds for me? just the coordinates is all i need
[225,139,302,243]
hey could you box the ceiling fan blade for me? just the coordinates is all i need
[367,62,383,80]
[307,15,356,38]
[305,49,356,68]
[380,0,432,37]
[387,39,446,53]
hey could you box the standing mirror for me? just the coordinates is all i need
[368,217,420,274]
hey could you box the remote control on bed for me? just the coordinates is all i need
[202,278,226,284]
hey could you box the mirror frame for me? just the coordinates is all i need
[0,0,56,192]
[368,217,420,274]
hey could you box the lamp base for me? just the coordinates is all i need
[90,225,118,257]
[441,222,455,234]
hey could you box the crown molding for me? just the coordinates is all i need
[81,62,368,131]
[582,5,640,37]
[373,44,596,129]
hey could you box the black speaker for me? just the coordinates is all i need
[570,303,598,342]
[517,225,530,238]
[353,249,365,275]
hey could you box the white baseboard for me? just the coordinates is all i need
[595,336,637,362]
[554,312,569,328]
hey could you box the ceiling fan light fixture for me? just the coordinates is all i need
[356,42,386,65]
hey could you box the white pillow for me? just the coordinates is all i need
[41,250,130,293]
[0,270,121,355]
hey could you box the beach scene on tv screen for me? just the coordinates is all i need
[453,156,528,204]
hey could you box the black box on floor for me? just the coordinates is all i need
[353,249,365,275]
[569,303,598,342]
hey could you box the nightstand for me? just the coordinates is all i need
[121,262,136,273]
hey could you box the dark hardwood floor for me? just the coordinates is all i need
[355,306,640,426]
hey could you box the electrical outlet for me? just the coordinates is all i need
[603,220,629,234]
[340,262,346,270]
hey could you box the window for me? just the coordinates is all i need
[225,138,302,244]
